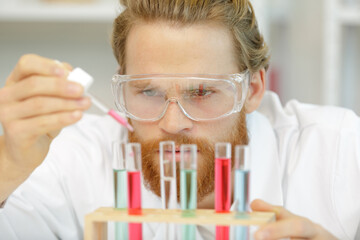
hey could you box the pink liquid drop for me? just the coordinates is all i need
[215,158,231,212]
[127,171,142,215]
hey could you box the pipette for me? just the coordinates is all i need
[67,68,134,132]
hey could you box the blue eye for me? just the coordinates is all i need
[142,89,159,97]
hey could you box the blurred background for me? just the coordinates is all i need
[0,0,359,134]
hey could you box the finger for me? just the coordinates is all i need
[254,218,317,240]
[2,75,84,102]
[251,199,293,220]
[7,54,69,85]
[1,97,91,122]
[61,62,73,72]
[47,130,61,140]
[6,110,83,141]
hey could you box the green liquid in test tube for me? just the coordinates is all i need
[180,169,197,217]
[180,144,197,240]
[112,141,128,240]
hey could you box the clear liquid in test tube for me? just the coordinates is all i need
[180,144,197,240]
[125,143,142,240]
[234,145,251,240]
[159,141,178,239]
[160,141,177,210]
[112,141,128,240]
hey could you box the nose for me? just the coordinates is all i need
[158,100,193,134]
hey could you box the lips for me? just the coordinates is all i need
[157,147,199,162]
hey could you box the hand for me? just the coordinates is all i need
[251,199,337,240]
[0,54,91,202]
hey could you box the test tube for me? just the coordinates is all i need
[234,145,251,215]
[125,143,142,240]
[180,144,197,215]
[180,144,197,240]
[215,142,232,212]
[215,142,231,240]
[160,141,177,210]
[160,141,177,240]
[234,145,251,240]
[113,141,128,209]
[112,141,128,240]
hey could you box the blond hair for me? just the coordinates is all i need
[112,0,269,74]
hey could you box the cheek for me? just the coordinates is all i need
[131,120,159,141]
[197,115,239,141]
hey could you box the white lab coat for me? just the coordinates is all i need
[0,91,359,239]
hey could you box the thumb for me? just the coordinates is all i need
[250,199,293,220]
[47,130,61,140]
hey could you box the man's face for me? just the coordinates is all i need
[125,21,248,201]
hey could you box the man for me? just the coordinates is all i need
[0,0,359,239]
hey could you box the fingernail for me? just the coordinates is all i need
[67,83,83,94]
[71,110,82,119]
[77,98,90,107]
[54,67,65,77]
[255,230,269,240]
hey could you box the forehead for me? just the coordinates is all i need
[125,21,239,75]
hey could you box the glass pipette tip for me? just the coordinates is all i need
[87,93,134,132]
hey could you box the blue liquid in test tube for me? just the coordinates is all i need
[234,145,251,240]
[113,141,128,240]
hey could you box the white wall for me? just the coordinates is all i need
[0,21,118,134]
[1,0,359,136]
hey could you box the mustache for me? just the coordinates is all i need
[130,135,214,154]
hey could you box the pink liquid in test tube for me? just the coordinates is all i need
[215,158,231,212]
[215,157,231,240]
[128,170,142,240]
[128,171,142,214]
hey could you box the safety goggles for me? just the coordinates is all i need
[111,71,250,122]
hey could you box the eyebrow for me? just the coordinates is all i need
[128,80,152,88]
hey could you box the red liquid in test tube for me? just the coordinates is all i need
[128,171,142,215]
[128,171,142,240]
[215,143,231,240]
[215,158,231,212]
[126,143,143,240]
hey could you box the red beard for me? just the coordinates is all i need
[128,111,248,203]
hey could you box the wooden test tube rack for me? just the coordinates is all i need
[84,208,275,240]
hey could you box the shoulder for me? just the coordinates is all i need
[258,91,359,133]
[258,91,360,239]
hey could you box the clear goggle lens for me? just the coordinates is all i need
[112,73,249,121]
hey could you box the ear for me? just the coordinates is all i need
[245,68,266,113]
